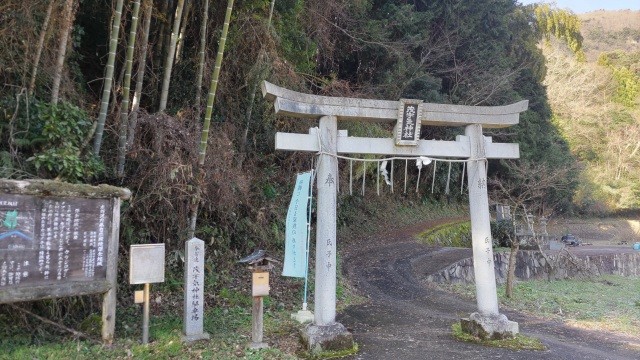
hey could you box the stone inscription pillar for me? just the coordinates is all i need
[315,115,338,326]
[465,124,500,316]
[183,237,210,342]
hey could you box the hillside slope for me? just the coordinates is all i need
[543,10,640,210]
[579,10,640,61]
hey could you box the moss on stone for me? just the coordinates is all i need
[451,323,546,351]
[0,179,131,199]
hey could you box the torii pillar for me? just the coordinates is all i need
[263,82,526,351]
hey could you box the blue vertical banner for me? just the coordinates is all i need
[282,172,311,278]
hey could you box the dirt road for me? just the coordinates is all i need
[338,220,640,360]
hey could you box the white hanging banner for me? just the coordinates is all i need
[282,172,312,278]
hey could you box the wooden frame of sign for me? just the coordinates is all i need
[0,179,130,344]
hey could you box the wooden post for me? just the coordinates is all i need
[252,296,263,343]
[249,269,268,349]
[102,197,121,344]
[315,115,338,326]
[142,283,150,344]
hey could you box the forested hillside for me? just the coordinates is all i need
[2,0,627,257]
[544,10,640,210]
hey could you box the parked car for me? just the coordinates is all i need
[561,234,580,246]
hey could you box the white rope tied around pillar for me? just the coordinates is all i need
[377,161,381,196]
[391,159,395,193]
[316,151,489,195]
[445,162,452,195]
[460,162,466,193]
[311,125,489,196]
[349,159,353,196]
[416,164,422,193]
[362,161,366,196]
[404,159,408,194]
[431,160,437,193]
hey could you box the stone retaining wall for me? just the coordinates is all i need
[426,250,640,284]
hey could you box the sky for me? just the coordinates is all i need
[517,0,640,14]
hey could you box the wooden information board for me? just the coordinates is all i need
[0,195,111,289]
[0,179,130,344]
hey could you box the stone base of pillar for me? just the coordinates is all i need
[301,322,354,354]
[181,332,210,343]
[460,313,519,340]
[291,309,314,324]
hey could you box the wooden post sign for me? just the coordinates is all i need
[129,243,165,344]
[0,179,130,344]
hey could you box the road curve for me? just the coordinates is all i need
[338,221,640,360]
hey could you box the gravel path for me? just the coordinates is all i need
[338,219,640,360]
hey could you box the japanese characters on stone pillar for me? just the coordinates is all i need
[466,124,499,316]
[315,116,338,326]
[183,237,209,342]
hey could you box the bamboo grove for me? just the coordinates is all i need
[1,0,638,254]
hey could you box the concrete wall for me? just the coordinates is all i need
[427,250,640,284]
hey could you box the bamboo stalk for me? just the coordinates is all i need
[174,0,192,64]
[127,0,153,149]
[93,0,125,155]
[29,0,56,96]
[194,0,210,118]
[158,0,186,112]
[116,0,142,178]
[188,0,235,238]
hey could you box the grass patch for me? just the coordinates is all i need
[499,275,640,336]
[0,304,300,360]
[441,275,640,337]
[451,323,545,351]
[300,343,359,359]
[417,220,471,247]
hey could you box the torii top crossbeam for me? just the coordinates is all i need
[262,81,528,128]
[263,81,526,159]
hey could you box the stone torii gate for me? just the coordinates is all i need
[263,81,527,352]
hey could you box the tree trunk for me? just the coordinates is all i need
[188,0,235,238]
[239,56,269,163]
[174,0,192,64]
[51,0,76,104]
[128,0,153,149]
[116,0,142,178]
[268,0,275,29]
[29,0,56,96]
[194,0,210,119]
[505,238,519,299]
[158,0,185,112]
[93,0,125,155]
[154,0,169,75]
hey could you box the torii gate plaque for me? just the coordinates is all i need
[263,81,527,351]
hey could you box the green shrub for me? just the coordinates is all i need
[491,219,515,247]
[418,221,472,247]
[0,97,103,182]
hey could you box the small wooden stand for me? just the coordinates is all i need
[238,250,279,350]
